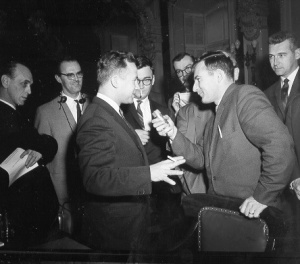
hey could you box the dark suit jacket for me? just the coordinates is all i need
[264,69,300,122]
[76,96,152,251]
[0,101,58,243]
[286,94,300,180]
[122,98,170,165]
[172,84,294,208]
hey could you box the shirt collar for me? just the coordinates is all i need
[0,98,16,110]
[281,66,299,85]
[97,92,121,114]
[133,96,149,107]
[61,91,81,102]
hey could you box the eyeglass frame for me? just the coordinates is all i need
[136,78,153,87]
[175,64,193,77]
[60,71,84,80]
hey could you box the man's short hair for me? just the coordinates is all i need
[0,60,28,85]
[269,31,299,51]
[172,52,195,66]
[197,51,234,80]
[97,50,136,85]
[135,55,154,74]
[56,55,80,74]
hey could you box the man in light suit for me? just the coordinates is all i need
[153,51,294,218]
[76,50,185,252]
[35,57,90,232]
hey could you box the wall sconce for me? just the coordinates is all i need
[231,39,257,67]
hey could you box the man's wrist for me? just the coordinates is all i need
[168,127,177,141]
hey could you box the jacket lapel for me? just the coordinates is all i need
[59,99,77,131]
[95,97,148,165]
[287,70,300,106]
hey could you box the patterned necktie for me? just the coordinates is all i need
[74,100,81,122]
[281,78,289,109]
[136,100,144,129]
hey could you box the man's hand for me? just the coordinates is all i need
[135,129,150,145]
[239,196,267,218]
[290,178,300,200]
[152,115,177,140]
[20,149,42,168]
[150,156,185,185]
[172,92,180,115]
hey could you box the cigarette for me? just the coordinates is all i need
[167,155,176,162]
[218,125,223,138]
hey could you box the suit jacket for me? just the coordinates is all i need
[175,102,214,194]
[264,69,300,122]
[286,94,300,180]
[172,84,294,208]
[76,96,152,251]
[0,101,58,241]
[122,98,170,165]
[34,94,90,203]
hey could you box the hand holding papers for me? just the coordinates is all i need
[0,148,39,186]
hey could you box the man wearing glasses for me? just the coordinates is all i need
[169,52,196,116]
[122,55,172,165]
[34,56,90,233]
[122,55,179,231]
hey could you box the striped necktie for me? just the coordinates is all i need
[281,78,289,110]
[136,100,144,129]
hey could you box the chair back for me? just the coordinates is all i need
[198,207,270,252]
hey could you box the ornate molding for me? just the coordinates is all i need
[126,0,156,60]
[237,0,268,41]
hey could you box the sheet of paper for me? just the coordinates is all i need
[0,148,38,186]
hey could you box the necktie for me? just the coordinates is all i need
[281,78,289,109]
[75,100,81,122]
[119,108,131,127]
[136,100,144,129]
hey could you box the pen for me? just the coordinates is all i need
[167,155,176,162]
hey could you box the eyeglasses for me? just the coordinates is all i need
[137,78,153,87]
[175,65,193,77]
[60,71,84,80]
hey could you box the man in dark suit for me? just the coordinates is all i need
[153,51,294,218]
[0,60,58,246]
[265,31,300,250]
[76,51,185,252]
[122,55,170,165]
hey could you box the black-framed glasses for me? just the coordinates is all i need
[137,78,153,87]
[175,65,193,77]
[60,71,84,80]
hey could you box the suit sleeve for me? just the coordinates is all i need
[76,114,152,197]
[171,106,205,170]
[237,87,295,205]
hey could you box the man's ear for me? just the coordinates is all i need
[1,75,10,89]
[216,69,224,83]
[295,48,300,60]
[55,74,62,84]
[111,75,119,88]
[152,75,155,86]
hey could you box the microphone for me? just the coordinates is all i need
[79,98,86,104]
[58,95,67,104]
